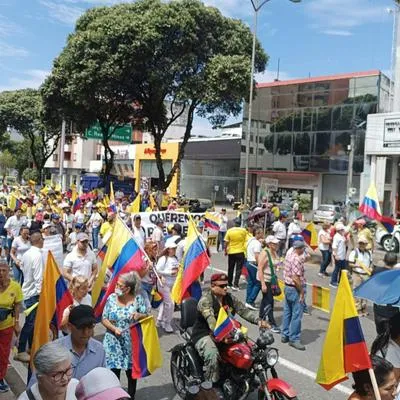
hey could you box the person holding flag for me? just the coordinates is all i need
[191,273,270,385]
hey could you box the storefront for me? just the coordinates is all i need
[134,142,180,196]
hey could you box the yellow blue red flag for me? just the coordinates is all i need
[204,211,221,231]
[301,222,318,250]
[316,270,371,390]
[214,306,234,342]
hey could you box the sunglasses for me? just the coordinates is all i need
[215,283,228,289]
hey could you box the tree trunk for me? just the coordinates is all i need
[153,127,167,190]
[103,139,114,177]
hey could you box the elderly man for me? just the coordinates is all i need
[28,305,106,387]
[63,233,97,288]
[191,273,269,384]
[330,222,347,288]
[281,240,307,351]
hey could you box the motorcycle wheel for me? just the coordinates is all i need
[381,235,399,253]
[171,349,196,399]
[258,390,299,400]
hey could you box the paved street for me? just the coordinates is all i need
[4,249,385,400]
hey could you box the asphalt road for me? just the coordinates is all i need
[4,249,386,400]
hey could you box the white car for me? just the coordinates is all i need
[376,225,400,253]
[313,204,342,224]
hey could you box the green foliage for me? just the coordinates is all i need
[22,168,39,183]
[0,89,61,182]
[0,150,16,178]
[42,0,267,188]
[297,196,311,213]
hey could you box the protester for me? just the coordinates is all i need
[224,218,247,291]
[151,218,165,256]
[156,238,179,333]
[5,208,27,251]
[15,232,45,363]
[217,208,228,252]
[287,218,301,249]
[0,260,22,393]
[61,276,92,331]
[257,235,281,333]
[74,204,86,225]
[191,273,269,385]
[272,213,287,257]
[41,221,53,238]
[132,214,146,248]
[348,236,372,316]
[67,223,84,253]
[354,219,375,252]
[10,225,31,285]
[318,221,332,277]
[18,342,79,400]
[171,223,185,262]
[75,367,130,400]
[0,207,7,258]
[348,355,396,400]
[63,233,98,288]
[281,240,306,351]
[140,241,158,308]
[99,211,115,239]
[373,252,400,335]
[330,223,347,288]
[52,214,66,241]
[102,272,147,400]
[87,206,103,251]
[245,227,263,310]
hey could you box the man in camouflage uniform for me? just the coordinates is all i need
[191,273,270,383]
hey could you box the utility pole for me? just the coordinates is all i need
[59,120,66,191]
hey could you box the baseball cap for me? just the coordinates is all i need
[52,213,60,219]
[197,221,205,228]
[293,240,306,249]
[266,235,279,244]
[211,273,228,283]
[358,236,369,244]
[75,223,84,230]
[76,232,89,242]
[76,368,129,400]
[336,223,345,231]
[69,305,96,328]
[42,222,52,229]
[165,238,178,249]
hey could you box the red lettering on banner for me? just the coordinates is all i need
[144,148,166,155]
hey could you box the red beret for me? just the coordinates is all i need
[211,273,228,283]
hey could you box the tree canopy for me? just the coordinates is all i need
[0,89,61,182]
[42,0,267,188]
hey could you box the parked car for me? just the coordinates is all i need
[376,224,400,253]
[187,198,212,213]
[313,204,342,223]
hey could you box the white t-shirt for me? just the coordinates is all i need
[318,229,331,251]
[132,225,146,248]
[21,246,44,299]
[246,238,262,263]
[156,255,179,276]
[62,294,92,321]
[348,248,372,274]
[273,221,286,240]
[332,233,346,260]
[5,216,27,238]
[386,339,400,368]
[89,212,103,228]
[18,379,79,400]
[12,236,32,261]
[74,210,85,224]
[219,214,228,232]
[63,248,97,280]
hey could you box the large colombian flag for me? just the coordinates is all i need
[204,211,221,231]
[31,251,73,360]
[359,182,382,221]
[316,270,371,390]
[94,217,145,318]
[130,316,163,379]
[171,217,210,304]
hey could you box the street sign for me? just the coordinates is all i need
[85,122,132,144]
[260,177,278,192]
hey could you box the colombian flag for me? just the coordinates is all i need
[359,182,382,221]
[94,217,145,318]
[301,222,318,250]
[128,194,141,214]
[131,316,163,379]
[31,252,73,359]
[380,215,397,233]
[312,285,330,313]
[316,270,371,390]
[204,211,221,231]
[73,197,82,213]
[171,217,210,304]
[214,306,234,342]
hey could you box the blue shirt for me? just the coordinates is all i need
[0,214,6,236]
[28,335,106,387]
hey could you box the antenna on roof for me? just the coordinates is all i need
[308,72,311,78]
[275,58,280,81]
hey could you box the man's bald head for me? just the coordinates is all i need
[31,232,44,248]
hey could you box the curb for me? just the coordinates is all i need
[2,364,25,400]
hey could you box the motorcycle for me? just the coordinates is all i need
[170,298,298,400]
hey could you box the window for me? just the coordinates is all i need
[53,154,58,162]
[259,136,264,143]
[294,132,311,155]
[241,145,246,153]
[96,154,101,160]
[258,148,264,155]
[313,132,331,155]
[250,134,254,142]
[263,133,274,154]
[333,132,350,155]
[64,152,71,161]
[316,107,332,131]
[302,108,313,131]
[249,147,254,154]
[275,133,292,155]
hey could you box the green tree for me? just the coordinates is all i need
[0,150,16,180]
[42,0,267,188]
[22,168,39,183]
[0,89,61,183]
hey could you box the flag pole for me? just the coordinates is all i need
[368,368,382,400]
[117,215,164,287]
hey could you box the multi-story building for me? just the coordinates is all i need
[241,70,391,208]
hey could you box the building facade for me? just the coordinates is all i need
[241,70,391,208]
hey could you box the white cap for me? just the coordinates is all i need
[165,238,178,249]
[75,368,129,400]
[42,222,52,229]
[266,235,279,244]
[335,223,345,231]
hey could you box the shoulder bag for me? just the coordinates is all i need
[265,249,282,297]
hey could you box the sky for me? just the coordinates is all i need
[0,0,397,134]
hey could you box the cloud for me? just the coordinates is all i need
[0,69,50,92]
[255,70,293,83]
[0,14,22,37]
[39,0,84,25]
[202,0,252,18]
[305,0,389,35]
[0,42,29,58]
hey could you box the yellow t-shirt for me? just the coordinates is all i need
[359,228,373,250]
[271,206,280,219]
[100,221,113,238]
[0,280,23,330]
[224,227,248,254]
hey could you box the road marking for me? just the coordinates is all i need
[206,266,353,396]
[278,357,352,395]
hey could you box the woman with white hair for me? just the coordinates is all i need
[101,271,147,400]
[18,341,78,400]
